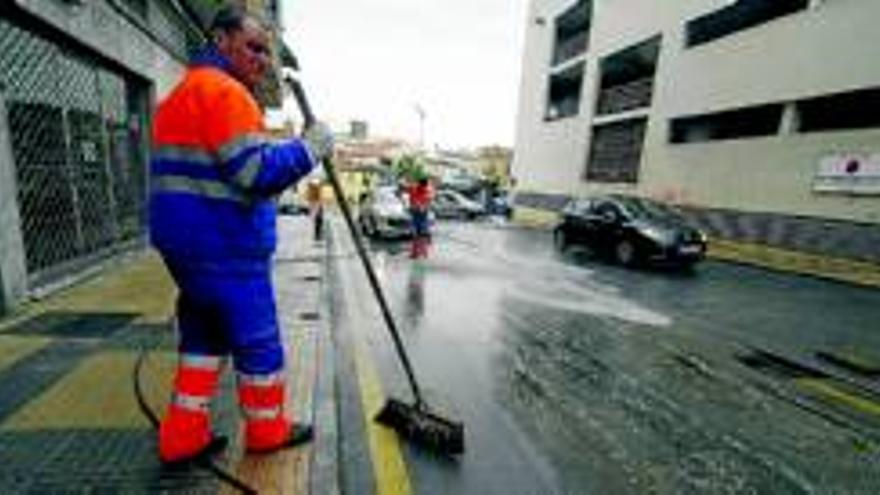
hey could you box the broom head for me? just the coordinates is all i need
[375,398,464,456]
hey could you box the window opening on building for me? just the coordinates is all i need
[596,35,661,116]
[0,19,149,282]
[685,0,810,48]
[585,118,647,183]
[797,87,880,133]
[670,103,784,143]
[545,62,585,121]
[551,0,592,66]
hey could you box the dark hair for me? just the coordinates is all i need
[210,4,268,36]
[210,5,247,35]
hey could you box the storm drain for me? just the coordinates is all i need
[298,311,321,321]
[0,430,219,493]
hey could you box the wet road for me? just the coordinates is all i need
[328,216,880,494]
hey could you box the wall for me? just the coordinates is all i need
[513,0,880,227]
[0,0,190,310]
[13,0,188,99]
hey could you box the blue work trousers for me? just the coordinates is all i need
[162,257,284,375]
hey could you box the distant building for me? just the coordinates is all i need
[513,0,880,262]
[350,120,369,140]
[333,134,411,204]
[0,1,287,313]
[476,145,513,187]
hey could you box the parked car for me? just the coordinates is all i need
[432,189,486,220]
[553,194,707,268]
[358,187,413,239]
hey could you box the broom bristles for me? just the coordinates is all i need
[375,398,465,455]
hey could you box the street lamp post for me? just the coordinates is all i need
[413,103,426,150]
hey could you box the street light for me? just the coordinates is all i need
[413,103,426,150]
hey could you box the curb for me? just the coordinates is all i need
[310,234,340,495]
[708,239,880,289]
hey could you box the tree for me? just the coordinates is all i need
[392,154,427,182]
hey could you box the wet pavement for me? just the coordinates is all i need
[329,215,880,494]
[0,211,877,493]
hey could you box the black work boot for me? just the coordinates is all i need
[285,423,314,447]
[162,435,228,468]
[247,423,314,454]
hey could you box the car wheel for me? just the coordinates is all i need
[615,239,638,267]
[679,260,698,273]
[553,228,568,251]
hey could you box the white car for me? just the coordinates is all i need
[358,187,413,239]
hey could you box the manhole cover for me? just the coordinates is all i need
[299,312,321,321]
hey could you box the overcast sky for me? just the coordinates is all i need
[281,0,529,149]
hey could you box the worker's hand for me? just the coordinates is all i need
[303,121,334,164]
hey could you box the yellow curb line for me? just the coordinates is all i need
[353,337,412,495]
[709,239,880,288]
[511,206,559,229]
[333,218,411,495]
[796,378,880,418]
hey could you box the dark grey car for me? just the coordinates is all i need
[553,194,707,269]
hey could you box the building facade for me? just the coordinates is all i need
[0,0,286,313]
[512,0,880,262]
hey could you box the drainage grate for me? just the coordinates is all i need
[0,429,219,492]
[108,323,176,351]
[1,311,138,339]
[299,311,321,321]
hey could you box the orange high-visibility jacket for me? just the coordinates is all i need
[150,47,315,261]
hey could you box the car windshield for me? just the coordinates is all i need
[617,197,680,221]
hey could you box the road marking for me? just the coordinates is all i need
[796,378,880,418]
[0,335,52,373]
[333,219,412,495]
[1,351,175,430]
[353,338,412,495]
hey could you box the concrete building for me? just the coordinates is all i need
[512,0,880,262]
[0,0,286,313]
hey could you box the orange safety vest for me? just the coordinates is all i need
[150,47,315,261]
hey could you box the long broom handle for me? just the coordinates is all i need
[286,76,425,407]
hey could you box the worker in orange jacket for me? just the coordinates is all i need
[149,6,334,464]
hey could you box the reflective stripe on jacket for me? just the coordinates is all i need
[150,47,315,261]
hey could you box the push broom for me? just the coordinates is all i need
[283,71,465,456]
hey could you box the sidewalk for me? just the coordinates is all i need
[0,214,335,494]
